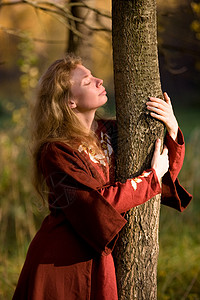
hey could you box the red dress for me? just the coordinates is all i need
[12,119,192,300]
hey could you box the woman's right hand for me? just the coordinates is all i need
[151,139,169,180]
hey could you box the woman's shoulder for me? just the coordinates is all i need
[42,140,74,153]
[40,141,80,165]
[39,140,92,177]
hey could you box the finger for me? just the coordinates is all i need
[162,145,168,155]
[146,103,168,114]
[149,97,166,104]
[154,138,161,153]
[163,92,171,105]
[147,98,169,109]
[147,106,167,115]
[149,112,167,122]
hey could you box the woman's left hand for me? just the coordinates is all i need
[146,92,179,141]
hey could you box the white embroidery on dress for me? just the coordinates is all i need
[77,130,114,167]
[140,171,152,177]
[100,132,113,163]
[130,171,152,191]
[78,144,106,166]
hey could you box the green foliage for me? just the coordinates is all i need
[0,37,47,299]
[191,2,200,40]
[17,37,39,100]
[191,2,200,71]
[158,207,200,299]
[0,128,47,299]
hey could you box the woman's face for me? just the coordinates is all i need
[69,64,107,112]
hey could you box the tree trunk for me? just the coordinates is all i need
[112,0,164,299]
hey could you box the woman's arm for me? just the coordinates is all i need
[40,141,167,215]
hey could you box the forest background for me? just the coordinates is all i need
[0,0,200,299]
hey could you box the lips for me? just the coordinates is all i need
[99,89,107,96]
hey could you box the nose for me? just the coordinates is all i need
[96,78,103,87]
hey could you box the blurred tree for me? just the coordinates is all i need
[112,0,164,299]
[157,0,200,105]
[67,0,94,66]
[0,0,112,82]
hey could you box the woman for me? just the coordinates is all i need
[12,54,192,300]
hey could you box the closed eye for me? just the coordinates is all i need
[84,82,91,86]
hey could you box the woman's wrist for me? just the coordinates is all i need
[150,168,162,192]
[152,167,161,182]
[166,122,178,141]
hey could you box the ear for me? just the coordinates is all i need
[68,98,77,109]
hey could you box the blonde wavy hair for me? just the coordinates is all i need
[31,54,103,202]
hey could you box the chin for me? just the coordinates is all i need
[102,95,108,104]
[96,95,108,109]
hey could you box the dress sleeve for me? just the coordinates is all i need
[164,127,185,182]
[40,142,161,255]
[161,128,192,211]
[99,168,161,213]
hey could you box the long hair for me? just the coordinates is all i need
[30,54,103,202]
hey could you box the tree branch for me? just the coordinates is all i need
[0,0,83,23]
[0,25,66,43]
[0,0,111,35]
[0,0,111,48]
[0,0,111,21]
[78,0,111,19]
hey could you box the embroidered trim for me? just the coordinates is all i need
[100,132,113,163]
[130,171,152,191]
[77,131,114,167]
[78,144,106,166]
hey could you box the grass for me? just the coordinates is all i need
[158,205,200,299]
[158,109,200,299]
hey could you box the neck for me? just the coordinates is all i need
[75,110,97,132]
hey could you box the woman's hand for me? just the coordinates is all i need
[151,139,169,180]
[146,92,178,141]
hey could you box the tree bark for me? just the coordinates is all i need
[112,0,164,299]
